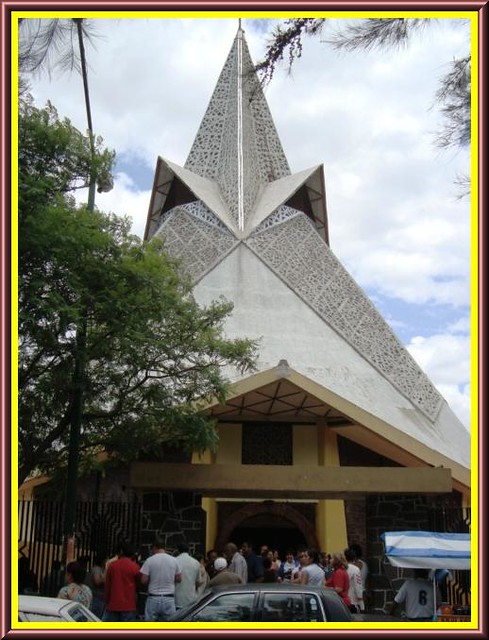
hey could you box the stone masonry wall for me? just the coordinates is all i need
[139,490,206,560]
[345,497,367,555]
[365,494,431,613]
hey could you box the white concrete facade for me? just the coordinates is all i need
[193,243,470,471]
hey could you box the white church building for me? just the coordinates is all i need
[130,25,470,566]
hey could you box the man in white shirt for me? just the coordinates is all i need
[140,538,182,621]
[389,569,440,621]
[349,544,368,609]
[344,548,364,612]
[174,542,202,609]
[223,542,248,584]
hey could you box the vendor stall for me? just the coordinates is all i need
[381,531,471,622]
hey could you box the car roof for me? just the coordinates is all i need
[199,583,348,606]
[18,595,75,614]
[169,582,353,622]
[209,583,333,594]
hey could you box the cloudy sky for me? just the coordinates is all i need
[21,15,473,430]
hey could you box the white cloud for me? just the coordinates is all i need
[436,383,471,433]
[96,173,151,239]
[448,316,471,334]
[407,332,471,429]
[408,333,471,384]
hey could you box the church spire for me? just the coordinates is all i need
[184,27,290,230]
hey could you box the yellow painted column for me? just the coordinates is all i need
[316,425,348,553]
[201,497,218,551]
[192,449,218,551]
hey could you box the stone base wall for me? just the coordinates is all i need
[139,490,206,559]
[365,494,431,613]
[345,497,367,554]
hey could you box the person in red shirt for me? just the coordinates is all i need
[325,551,351,608]
[103,542,141,622]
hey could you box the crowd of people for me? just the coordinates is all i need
[19,537,449,623]
[20,539,371,621]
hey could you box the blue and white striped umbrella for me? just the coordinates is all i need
[381,530,471,570]
[381,530,471,621]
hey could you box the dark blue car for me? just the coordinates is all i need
[169,583,356,623]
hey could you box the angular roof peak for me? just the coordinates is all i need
[184,28,290,230]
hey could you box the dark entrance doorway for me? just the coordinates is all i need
[214,501,318,554]
[215,503,318,558]
[231,516,307,557]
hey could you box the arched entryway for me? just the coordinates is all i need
[215,502,318,557]
[231,514,307,557]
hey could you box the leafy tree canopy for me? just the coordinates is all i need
[19,95,113,212]
[18,97,257,486]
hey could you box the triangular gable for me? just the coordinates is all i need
[200,363,470,491]
[249,165,329,243]
[145,157,238,240]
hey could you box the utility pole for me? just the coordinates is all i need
[62,19,97,562]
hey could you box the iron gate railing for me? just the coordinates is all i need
[429,506,471,606]
[18,500,142,594]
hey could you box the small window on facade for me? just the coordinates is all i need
[241,423,293,465]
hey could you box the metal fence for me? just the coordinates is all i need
[429,505,471,606]
[18,500,142,593]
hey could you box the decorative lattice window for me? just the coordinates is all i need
[241,423,293,465]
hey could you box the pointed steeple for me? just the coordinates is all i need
[146,28,466,445]
[185,27,290,230]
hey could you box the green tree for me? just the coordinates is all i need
[256,18,471,155]
[19,19,115,533]
[18,94,113,212]
[18,18,112,200]
[18,98,257,486]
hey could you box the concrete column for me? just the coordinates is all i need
[192,449,217,551]
[316,424,348,553]
[201,497,218,551]
[191,423,243,550]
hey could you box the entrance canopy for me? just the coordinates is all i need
[381,531,471,570]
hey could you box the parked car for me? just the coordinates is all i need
[169,583,358,623]
[18,595,101,622]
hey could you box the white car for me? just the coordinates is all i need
[18,595,101,622]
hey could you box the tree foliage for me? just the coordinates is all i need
[18,98,257,485]
[433,54,471,150]
[19,18,97,74]
[18,18,98,90]
[326,17,429,51]
[19,95,113,207]
[254,18,326,82]
[256,18,471,154]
